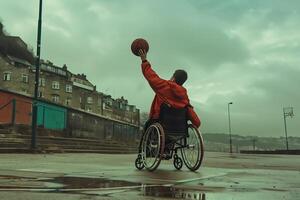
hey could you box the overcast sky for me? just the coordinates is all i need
[0,0,299,137]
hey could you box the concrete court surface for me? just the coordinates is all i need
[0,152,299,200]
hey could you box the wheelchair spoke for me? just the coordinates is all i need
[141,124,164,171]
[181,125,203,171]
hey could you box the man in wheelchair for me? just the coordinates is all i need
[138,49,200,136]
[135,50,203,171]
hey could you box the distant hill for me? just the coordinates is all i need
[202,133,300,152]
[139,111,300,152]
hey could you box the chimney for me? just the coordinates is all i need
[62,64,67,70]
[81,73,86,79]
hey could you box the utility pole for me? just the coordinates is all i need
[283,107,294,151]
[31,0,43,150]
[228,102,233,153]
[252,138,257,151]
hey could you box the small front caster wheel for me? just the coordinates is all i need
[135,154,144,170]
[173,155,183,170]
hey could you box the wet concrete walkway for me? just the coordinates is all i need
[0,152,299,199]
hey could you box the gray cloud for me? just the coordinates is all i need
[0,0,299,137]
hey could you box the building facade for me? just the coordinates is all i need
[0,37,139,126]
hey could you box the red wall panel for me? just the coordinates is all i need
[0,91,32,125]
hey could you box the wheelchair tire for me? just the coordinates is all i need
[181,124,204,171]
[141,123,165,171]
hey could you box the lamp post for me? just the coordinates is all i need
[31,0,43,150]
[283,107,294,151]
[228,102,233,153]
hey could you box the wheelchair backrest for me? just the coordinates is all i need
[159,103,188,137]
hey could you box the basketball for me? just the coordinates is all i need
[131,38,149,56]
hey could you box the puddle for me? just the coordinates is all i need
[52,176,140,189]
[1,175,295,199]
[0,175,208,199]
[51,176,207,200]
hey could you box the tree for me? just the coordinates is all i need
[0,21,4,35]
[0,21,34,64]
[140,112,149,126]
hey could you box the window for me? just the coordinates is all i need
[3,72,11,81]
[39,78,45,87]
[87,97,93,104]
[21,88,28,94]
[132,106,136,112]
[21,74,29,83]
[51,94,60,103]
[52,81,60,90]
[120,103,126,110]
[98,98,102,106]
[79,97,82,103]
[38,91,43,98]
[103,98,113,110]
[66,84,72,93]
[65,98,71,106]
[86,106,92,112]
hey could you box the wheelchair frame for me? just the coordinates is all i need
[135,122,204,171]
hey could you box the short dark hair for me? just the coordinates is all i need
[173,69,188,85]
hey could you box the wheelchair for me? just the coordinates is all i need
[135,104,204,171]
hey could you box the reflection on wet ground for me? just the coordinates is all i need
[1,153,299,199]
[141,185,206,200]
[0,175,207,199]
[1,172,299,200]
[54,176,207,199]
[53,176,140,189]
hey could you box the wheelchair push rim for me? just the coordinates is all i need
[181,124,204,171]
[141,123,165,171]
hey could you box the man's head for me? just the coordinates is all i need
[172,69,188,85]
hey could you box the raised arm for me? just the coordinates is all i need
[139,49,168,94]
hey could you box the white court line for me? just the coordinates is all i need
[175,173,228,184]
[18,168,55,173]
[0,188,56,192]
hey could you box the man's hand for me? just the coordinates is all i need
[139,49,147,62]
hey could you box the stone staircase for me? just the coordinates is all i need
[0,125,138,154]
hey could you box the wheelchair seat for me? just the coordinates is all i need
[159,103,188,141]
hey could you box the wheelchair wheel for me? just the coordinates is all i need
[135,154,144,170]
[173,154,183,170]
[181,124,204,171]
[141,123,165,171]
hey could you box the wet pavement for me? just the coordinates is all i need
[0,152,299,199]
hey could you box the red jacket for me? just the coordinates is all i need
[141,61,201,128]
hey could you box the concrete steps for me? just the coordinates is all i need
[49,149,137,154]
[0,148,34,153]
[0,127,138,154]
